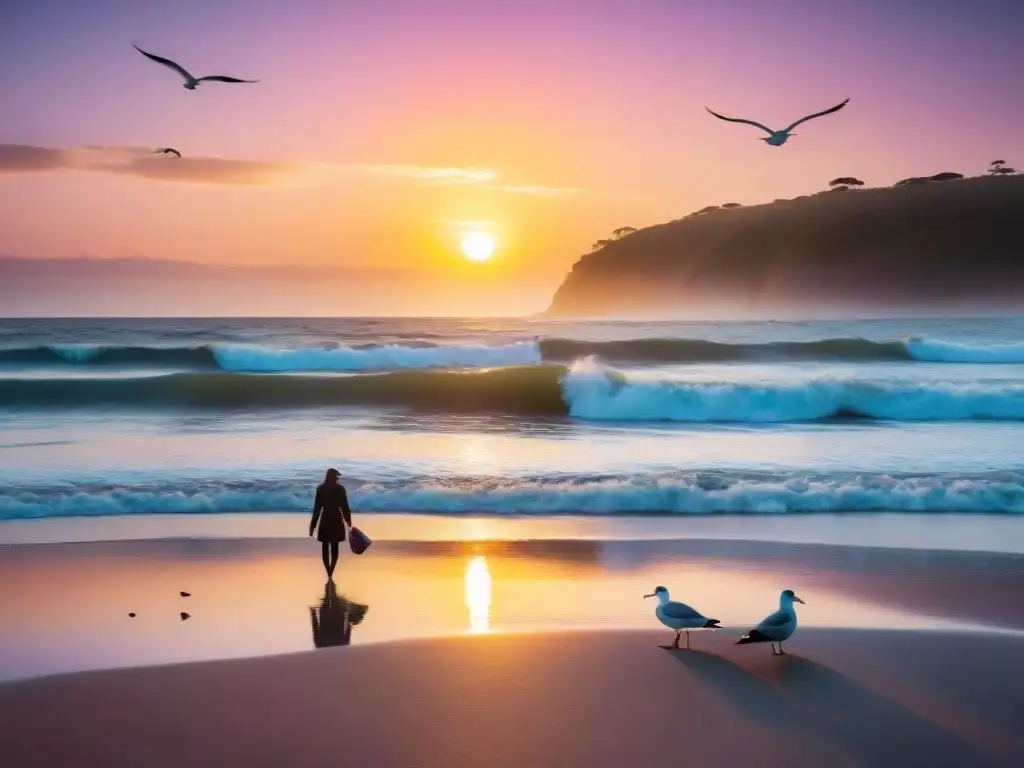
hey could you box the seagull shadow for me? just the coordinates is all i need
[767,656,1001,768]
[663,650,818,733]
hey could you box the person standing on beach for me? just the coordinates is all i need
[309,468,352,579]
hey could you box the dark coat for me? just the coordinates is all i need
[310,482,352,543]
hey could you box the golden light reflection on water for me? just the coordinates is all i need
[0,538,994,682]
[465,556,492,633]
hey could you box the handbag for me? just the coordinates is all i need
[349,526,372,555]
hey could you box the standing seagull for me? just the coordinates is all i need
[736,589,805,655]
[153,147,181,158]
[644,585,722,650]
[133,45,259,90]
[706,98,849,146]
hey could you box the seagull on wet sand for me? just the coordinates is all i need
[644,585,722,650]
[133,45,259,90]
[706,98,850,146]
[736,589,805,655]
[154,148,181,158]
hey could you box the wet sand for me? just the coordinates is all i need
[3,534,1024,681]
[2,629,1022,767]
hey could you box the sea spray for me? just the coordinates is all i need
[4,471,1024,519]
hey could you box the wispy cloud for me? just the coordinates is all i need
[0,145,586,196]
[352,164,499,185]
[0,144,301,186]
[483,183,583,197]
[351,164,582,196]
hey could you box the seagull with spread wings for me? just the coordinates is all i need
[706,98,850,146]
[133,45,259,90]
[153,147,182,158]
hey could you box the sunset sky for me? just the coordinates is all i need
[1,0,1021,316]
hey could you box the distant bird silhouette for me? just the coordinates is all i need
[706,98,850,146]
[154,148,182,158]
[133,45,259,90]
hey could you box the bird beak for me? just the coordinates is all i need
[794,596,806,604]
[643,593,655,599]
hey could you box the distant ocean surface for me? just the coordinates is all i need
[3,316,1024,520]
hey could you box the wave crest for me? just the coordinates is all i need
[561,358,1024,422]
[3,472,1024,518]
[3,335,1024,369]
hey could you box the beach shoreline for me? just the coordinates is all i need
[2,527,1023,684]
[2,628,1021,767]
[4,511,1024,553]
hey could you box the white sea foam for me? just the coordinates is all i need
[212,341,541,371]
[904,336,1024,364]
[3,472,1023,518]
[560,357,1024,422]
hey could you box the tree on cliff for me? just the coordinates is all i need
[591,238,615,251]
[988,160,1016,176]
[829,177,864,189]
[691,205,721,216]
[612,227,637,238]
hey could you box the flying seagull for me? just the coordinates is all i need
[133,45,259,90]
[154,147,181,158]
[736,589,805,655]
[644,585,722,650]
[706,98,850,146]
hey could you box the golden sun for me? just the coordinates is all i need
[461,232,496,262]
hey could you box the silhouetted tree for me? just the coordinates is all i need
[692,205,720,216]
[829,177,864,188]
[895,176,930,186]
[928,172,964,182]
[612,226,637,238]
[988,160,1015,176]
[591,239,615,251]
[721,202,742,208]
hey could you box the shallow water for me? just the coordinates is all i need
[4,534,1016,682]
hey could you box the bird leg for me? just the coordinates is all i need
[778,643,786,656]
[685,631,691,650]
[659,631,681,650]
[771,642,781,655]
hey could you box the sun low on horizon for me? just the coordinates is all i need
[461,232,497,263]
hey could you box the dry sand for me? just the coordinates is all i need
[2,628,1022,767]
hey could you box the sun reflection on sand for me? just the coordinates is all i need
[465,556,492,633]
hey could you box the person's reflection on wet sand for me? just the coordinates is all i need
[309,581,369,649]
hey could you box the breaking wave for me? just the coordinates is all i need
[3,471,1024,519]
[3,335,1024,371]
[5,360,1024,422]
[0,341,540,371]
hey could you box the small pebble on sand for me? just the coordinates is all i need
[180,612,190,621]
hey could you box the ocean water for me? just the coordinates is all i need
[3,316,1024,521]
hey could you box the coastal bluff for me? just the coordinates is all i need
[545,174,1024,317]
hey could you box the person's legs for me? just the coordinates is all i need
[321,541,331,575]
[328,542,340,576]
